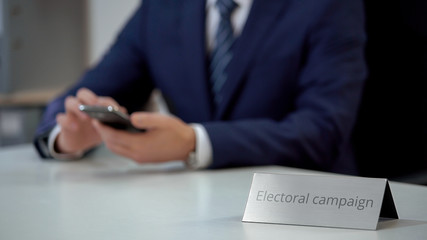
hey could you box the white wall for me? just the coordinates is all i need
[2,0,87,93]
[86,0,140,66]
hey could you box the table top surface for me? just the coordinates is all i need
[0,144,426,240]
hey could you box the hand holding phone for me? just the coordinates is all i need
[79,105,145,132]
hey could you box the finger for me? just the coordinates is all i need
[76,88,98,105]
[96,96,118,106]
[92,120,151,162]
[56,113,78,131]
[130,112,171,129]
[93,120,141,160]
[92,120,135,148]
[105,141,136,161]
[64,96,89,120]
[103,137,151,164]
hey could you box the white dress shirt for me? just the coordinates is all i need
[48,0,253,169]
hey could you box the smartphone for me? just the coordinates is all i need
[79,105,145,132]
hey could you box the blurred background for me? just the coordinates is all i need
[0,0,425,183]
[0,0,139,145]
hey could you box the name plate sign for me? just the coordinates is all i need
[242,173,398,230]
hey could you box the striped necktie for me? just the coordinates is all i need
[210,0,238,105]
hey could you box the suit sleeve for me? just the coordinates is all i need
[34,2,153,158]
[203,1,367,174]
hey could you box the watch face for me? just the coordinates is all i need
[186,152,198,169]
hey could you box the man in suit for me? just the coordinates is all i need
[34,0,367,175]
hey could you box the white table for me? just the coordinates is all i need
[0,145,426,240]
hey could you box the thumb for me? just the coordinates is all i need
[130,112,170,129]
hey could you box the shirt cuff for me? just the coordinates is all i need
[48,125,85,160]
[188,123,213,169]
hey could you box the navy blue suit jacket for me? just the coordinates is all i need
[35,0,367,174]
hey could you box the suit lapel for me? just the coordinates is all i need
[180,0,213,121]
[214,0,289,119]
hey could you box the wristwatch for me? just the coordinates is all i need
[185,151,198,169]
